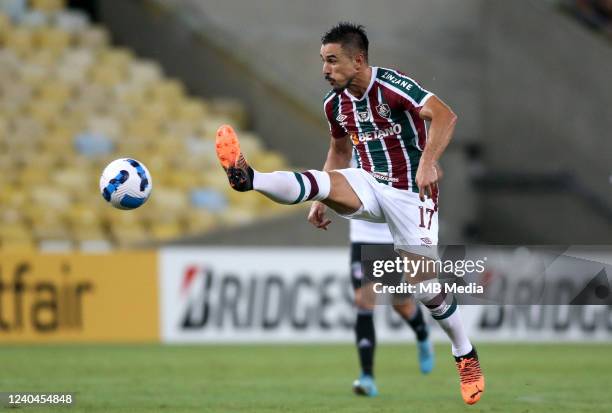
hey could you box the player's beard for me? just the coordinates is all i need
[328,74,355,93]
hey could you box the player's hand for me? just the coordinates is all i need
[433,160,443,180]
[308,201,332,230]
[416,160,439,202]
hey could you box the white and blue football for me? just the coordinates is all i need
[99,158,153,210]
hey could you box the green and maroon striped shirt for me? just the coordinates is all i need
[324,67,433,192]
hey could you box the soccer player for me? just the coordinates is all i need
[215,22,485,404]
[349,218,434,397]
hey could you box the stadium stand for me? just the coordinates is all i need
[0,0,293,251]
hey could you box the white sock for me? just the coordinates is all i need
[253,169,330,204]
[432,305,473,357]
[413,281,473,357]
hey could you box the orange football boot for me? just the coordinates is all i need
[215,124,253,192]
[455,348,485,405]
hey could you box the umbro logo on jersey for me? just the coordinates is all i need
[357,111,370,122]
[376,103,391,118]
[336,114,347,123]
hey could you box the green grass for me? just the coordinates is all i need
[0,343,611,412]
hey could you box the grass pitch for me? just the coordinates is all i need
[0,343,610,412]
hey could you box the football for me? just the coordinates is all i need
[99,158,153,210]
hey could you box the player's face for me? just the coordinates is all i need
[320,43,359,92]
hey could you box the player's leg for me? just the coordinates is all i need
[401,250,484,405]
[379,187,484,405]
[215,125,361,214]
[349,243,378,397]
[352,287,379,397]
[391,297,434,374]
[392,300,427,342]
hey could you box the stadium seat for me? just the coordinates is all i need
[73,226,109,242]
[30,185,71,210]
[1,83,31,109]
[0,12,13,38]
[35,27,71,54]
[183,210,218,234]
[20,10,49,28]
[87,115,121,140]
[90,64,124,87]
[0,0,27,21]
[62,47,95,69]
[176,99,208,123]
[150,187,188,212]
[209,98,248,129]
[250,151,288,171]
[0,186,27,207]
[27,100,65,129]
[54,9,89,34]
[150,79,185,105]
[4,26,34,56]
[128,60,162,86]
[38,78,72,102]
[151,222,183,240]
[125,118,161,139]
[109,222,150,248]
[98,47,132,71]
[78,25,109,49]
[30,0,65,13]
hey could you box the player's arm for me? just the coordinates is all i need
[415,95,457,201]
[323,134,352,171]
[308,134,352,230]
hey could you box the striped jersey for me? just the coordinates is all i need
[323,66,433,192]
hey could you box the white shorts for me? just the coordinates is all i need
[336,168,439,259]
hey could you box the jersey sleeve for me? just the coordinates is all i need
[389,70,434,113]
[323,95,346,139]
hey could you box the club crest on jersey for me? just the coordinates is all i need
[376,103,391,119]
[357,111,370,122]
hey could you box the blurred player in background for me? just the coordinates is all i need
[216,22,484,404]
[349,149,433,397]
[349,219,433,397]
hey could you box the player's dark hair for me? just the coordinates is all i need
[321,22,369,61]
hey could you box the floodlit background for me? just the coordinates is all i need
[0,0,611,411]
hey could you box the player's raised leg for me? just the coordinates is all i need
[216,124,361,214]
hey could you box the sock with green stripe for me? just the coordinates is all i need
[435,306,472,357]
[252,170,330,204]
[417,286,472,357]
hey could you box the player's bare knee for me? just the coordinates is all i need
[323,171,362,214]
[400,251,438,284]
